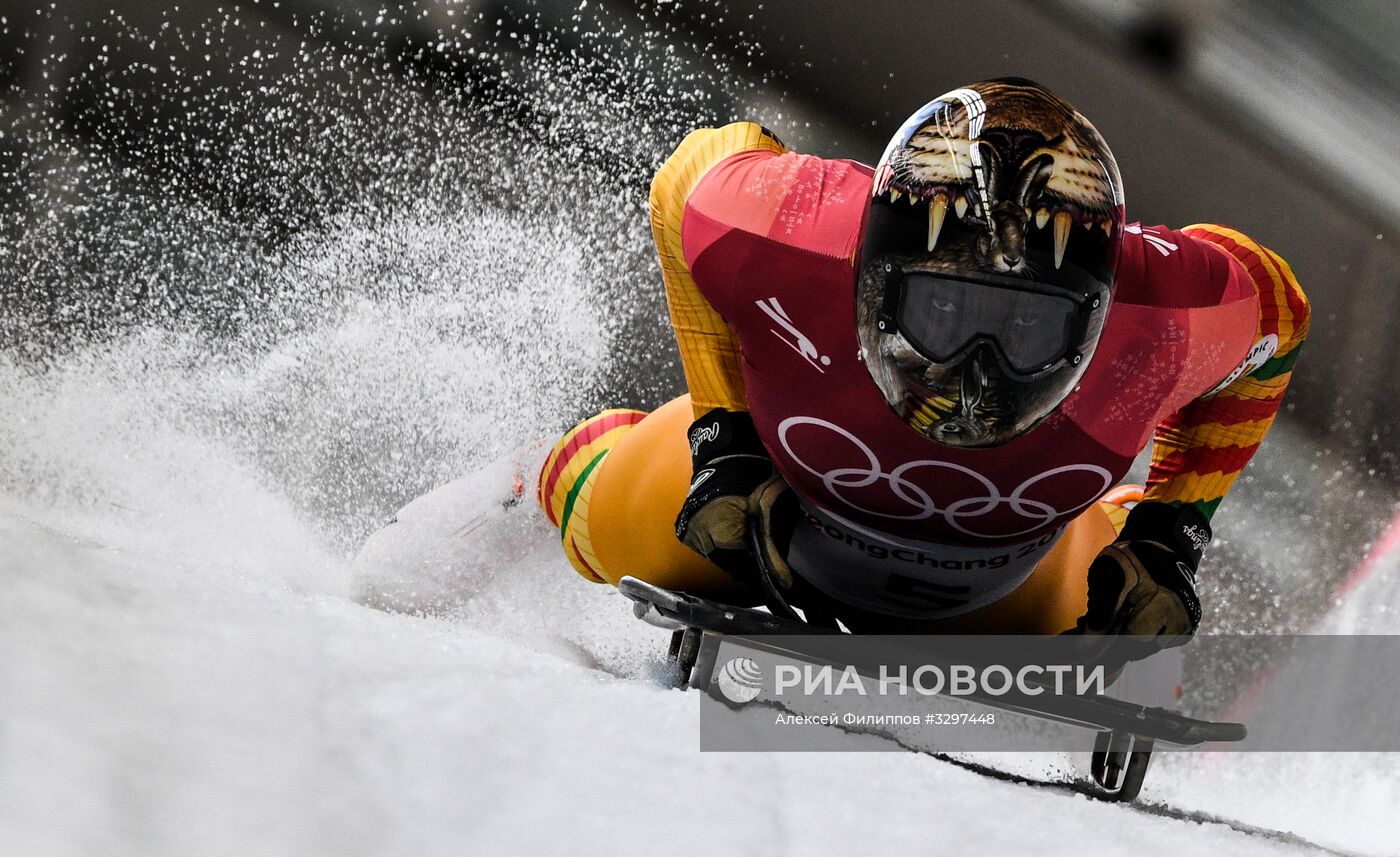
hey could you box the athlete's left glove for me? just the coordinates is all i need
[674,408,797,587]
[1070,501,1210,658]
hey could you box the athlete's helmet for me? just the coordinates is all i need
[856,78,1124,448]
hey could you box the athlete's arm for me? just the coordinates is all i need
[1142,225,1311,519]
[1072,227,1309,647]
[649,121,787,418]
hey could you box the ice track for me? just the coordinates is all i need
[3,491,1395,856]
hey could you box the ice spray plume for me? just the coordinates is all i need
[0,1,793,555]
[1,0,1396,645]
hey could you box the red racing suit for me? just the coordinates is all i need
[650,122,1309,617]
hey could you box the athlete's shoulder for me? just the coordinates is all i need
[1113,222,1257,310]
[689,147,870,259]
[1179,223,1307,300]
[649,122,787,224]
[653,122,869,262]
[1181,223,1310,350]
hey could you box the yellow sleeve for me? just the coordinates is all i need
[1142,225,1310,518]
[648,122,788,418]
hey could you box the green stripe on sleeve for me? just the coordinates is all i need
[559,449,609,540]
[1250,345,1303,382]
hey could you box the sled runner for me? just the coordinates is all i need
[619,534,1247,803]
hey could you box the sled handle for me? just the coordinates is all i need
[745,521,804,622]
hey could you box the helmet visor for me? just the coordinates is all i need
[895,274,1081,375]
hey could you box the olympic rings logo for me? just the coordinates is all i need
[776,416,1113,540]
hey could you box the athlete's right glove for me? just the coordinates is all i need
[674,408,796,587]
[1069,501,1209,661]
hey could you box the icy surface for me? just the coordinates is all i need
[0,382,1396,855]
[2,492,1395,857]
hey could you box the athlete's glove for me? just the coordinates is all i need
[674,408,796,587]
[1070,502,1210,659]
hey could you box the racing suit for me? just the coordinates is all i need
[539,122,1309,632]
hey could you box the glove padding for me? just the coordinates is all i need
[747,474,797,589]
[674,409,797,587]
[1069,501,1210,661]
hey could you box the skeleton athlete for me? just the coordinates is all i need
[538,78,1308,647]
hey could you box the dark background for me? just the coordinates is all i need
[4,0,1395,450]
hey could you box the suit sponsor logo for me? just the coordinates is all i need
[1205,334,1278,396]
[1126,223,1179,256]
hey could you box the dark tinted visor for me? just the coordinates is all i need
[897,274,1080,374]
